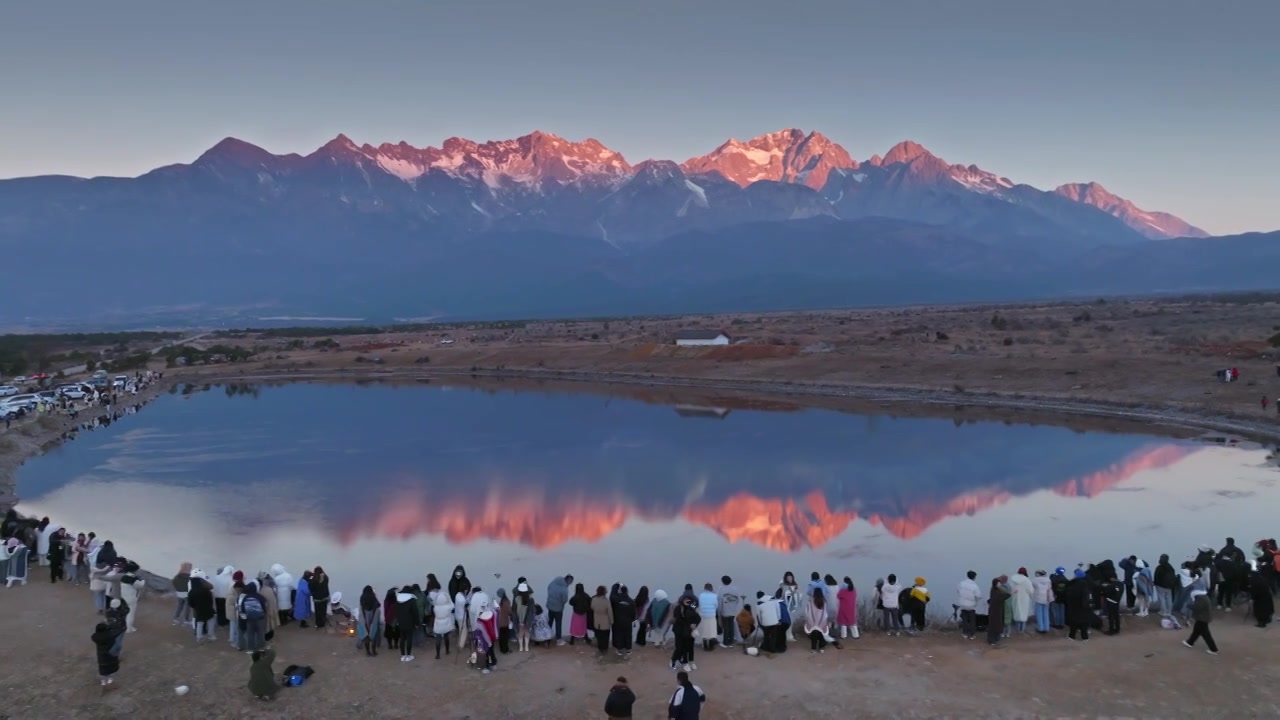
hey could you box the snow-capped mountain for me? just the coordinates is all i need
[1054,182,1209,239]
[680,129,856,190]
[0,126,1247,322]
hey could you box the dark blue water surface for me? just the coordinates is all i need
[16,382,1274,603]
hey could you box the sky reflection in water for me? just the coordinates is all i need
[16,382,1278,601]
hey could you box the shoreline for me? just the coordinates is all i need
[200,366,1280,443]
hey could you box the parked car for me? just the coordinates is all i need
[11,376,27,384]
[36,390,59,402]
[0,385,18,397]
[0,404,24,420]
[112,375,128,389]
[57,385,88,400]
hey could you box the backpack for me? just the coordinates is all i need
[242,595,265,621]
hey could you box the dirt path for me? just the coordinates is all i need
[3,577,1278,719]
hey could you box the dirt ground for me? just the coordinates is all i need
[184,295,1280,441]
[3,576,1279,719]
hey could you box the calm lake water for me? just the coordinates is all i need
[16,382,1279,603]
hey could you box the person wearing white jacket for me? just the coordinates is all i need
[454,590,470,650]
[270,564,295,625]
[956,571,982,640]
[880,574,902,636]
[1031,569,1054,633]
[1009,568,1035,633]
[432,589,456,658]
[212,566,235,627]
[120,561,145,633]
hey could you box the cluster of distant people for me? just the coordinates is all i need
[5,511,1277,718]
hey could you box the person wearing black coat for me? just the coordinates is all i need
[604,676,636,719]
[189,575,217,642]
[1154,554,1178,616]
[1064,572,1094,641]
[1251,566,1275,628]
[611,586,637,656]
[447,565,470,601]
[311,567,331,629]
[92,622,125,688]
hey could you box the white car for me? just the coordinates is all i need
[11,376,27,384]
[57,385,88,400]
[112,375,128,389]
[0,385,18,397]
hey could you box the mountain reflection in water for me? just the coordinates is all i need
[15,382,1273,596]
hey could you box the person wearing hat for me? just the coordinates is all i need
[189,569,217,643]
[475,600,498,672]
[1133,559,1154,617]
[604,676,636,719]
[513,582,536,652]
[905,577,930,633]
[1048,567,1069,629]
[1064,569,1093,641]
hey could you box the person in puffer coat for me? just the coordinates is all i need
[270,564,294,625]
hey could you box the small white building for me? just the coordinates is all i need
[673,329,732,346]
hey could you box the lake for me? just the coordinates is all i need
[16,381,1278,603]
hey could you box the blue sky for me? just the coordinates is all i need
[1,0,1276,234]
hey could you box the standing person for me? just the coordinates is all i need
[836,577,859,639]
[4,537,30,588]
[311,567,331,630]
[171,562,192,626]
[904,577,930,633]
[474,600,498,673]
[1008,569,1034,634]
[670,594,699,671]
[213,566,235,627]
[591,585,614,656]
[383,589,401,653]
[1250,563,1274,629]
[512,582,535,653]
[779,571,799,612]
[269,564,294,626]
[804,588,831,653]
[633,586,652,647]
[986,577,1010,647]
[189,571,217,642]
[716,576,742,648]
[91,622,125,690]
[880,574,902,636]
[605,676,636,720]
[647,589,672,647]
[667,671,706,720]
[1102,574,1124,635]
[494,588,513,654]
[240,581,269,653]
[957,571,981,640]
[696,583,719,652]
[1153,554,1177,618]
[822,574,841,630]
[293,571,313,628]
[1118,555,1138,610]
[546,574,571,646]
[356,586,382,656]
[1183,589,1218,655]
[1215,538,1246,611]
[1031,570,1053,633]
[248,649,278,701]
[70,533,89,584]
[612,585,637,657]
[47,528,66,583]
[1133,560,1154,617]
[432,586,455,658]
[120,562,144,633]
[228,574,245,649]
[1065,569,1093,642]
[395,587,420,662]
[568,582,591,646]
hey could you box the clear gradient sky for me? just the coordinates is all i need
[1,0,1276,234]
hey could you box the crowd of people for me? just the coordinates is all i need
[3,509,1277,717]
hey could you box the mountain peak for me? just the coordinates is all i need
[681,128,856,189]
[879,140,934,166]
[195,137,273,166]
[316,133,360,154]
[1054,182,1208,239]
